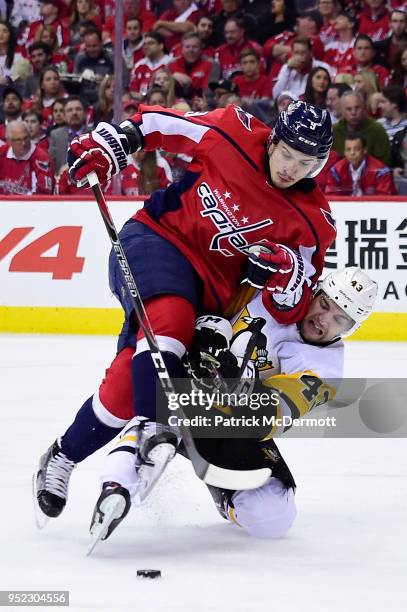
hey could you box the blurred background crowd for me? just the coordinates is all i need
[0,0,407,196]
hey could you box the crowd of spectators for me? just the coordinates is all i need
[1,0,407,196]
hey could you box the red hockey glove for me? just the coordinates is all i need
[67,122,130,187]
[245,242,300,292]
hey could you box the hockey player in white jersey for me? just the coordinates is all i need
[88,267,377,545]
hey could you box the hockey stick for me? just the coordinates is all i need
[87,172,271,490]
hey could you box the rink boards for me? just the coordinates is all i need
[1,196,407,341]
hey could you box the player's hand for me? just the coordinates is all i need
[183,316,235,390]
[67,122,130,187]
[245,242,295,291]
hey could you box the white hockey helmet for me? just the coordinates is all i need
[319,267,378,337]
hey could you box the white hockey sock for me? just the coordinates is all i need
[100,418,140,498]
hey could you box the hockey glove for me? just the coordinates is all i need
[245,242,304,295]
[184,316,236,390]
[68,122,131,187]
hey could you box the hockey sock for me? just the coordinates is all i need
[131,350,183,420]
[132,295,195,421]
[60,395,126,463]
[100,418,140,498]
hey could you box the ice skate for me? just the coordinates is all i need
[33,440,76,529]
[136,418,178,502]
[88,482,131,555]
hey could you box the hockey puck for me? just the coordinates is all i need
[137,569,161,579]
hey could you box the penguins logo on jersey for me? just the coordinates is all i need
[230,311,273,372]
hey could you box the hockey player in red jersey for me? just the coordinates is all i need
[33,101,336,522]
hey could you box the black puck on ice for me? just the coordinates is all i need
[137,569,161,579]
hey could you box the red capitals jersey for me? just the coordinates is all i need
[130,57,172,95]
[326,154,396,196]
[128,105,336,321]
[169,57,212,92]
[232,74,271,98]
[323,40,355,74]
[358,6,390,42]
[216,40,264,79]
[0,143,54,195]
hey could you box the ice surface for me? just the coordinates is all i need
[1,335,406,612]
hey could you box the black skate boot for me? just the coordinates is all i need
[88,482,131,555]
[206,485,236,521]
[33,440,76,528]
[136,418,179,501]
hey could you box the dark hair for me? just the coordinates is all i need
[126,16,142,29]
[225,16,246,31]
[0,20,17,70]
[303,66,331,106]
[52,97,67,109]
[22,109,43,123]
[327,82,352,96]
[28,41,52,57]
[382,85,407,112]
[64,95,87,110]
[83,26,102,41]
[144,31,165,47]
[391,8,407,20]
[297,10,323,31]
[355,34,374,50]
[197,14,214,26]
[292,35,312,50]
[240,46,260,61]
[145,87,167,104]
[344,133,367,147]
[390,47,407,87]
[39,65,60,87]
[336,11,358,35]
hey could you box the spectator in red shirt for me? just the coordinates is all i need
[153,0,203,53]
[351,34,390,87]
[232,47,270,98]
[326,133,396,195]
[302,66,331,109]
[323,12,356,74]
[295,10,325,60]
[0,121,54,195]
[169,32,212,99]
[375,8,407,71]
[358,0,390,43]
[33,24,73,74]
[196,15,217,61]
[105,0,155,40]
[130,32,172,97]
[216,16,262,79]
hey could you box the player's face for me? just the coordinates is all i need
[344,138,366,168]
[268,142,318,188]
[300,292,354,342]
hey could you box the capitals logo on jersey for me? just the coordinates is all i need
[197,182,273,257]
[234,106,253,132]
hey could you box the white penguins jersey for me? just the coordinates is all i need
[229,291,344,438]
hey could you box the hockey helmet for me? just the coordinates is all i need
[270,101,333,177]
[319,267,378,337]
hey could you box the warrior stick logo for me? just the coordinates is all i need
[197,182,273,256]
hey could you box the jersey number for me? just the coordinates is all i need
[300,374,330,409]
[1,227,85,279]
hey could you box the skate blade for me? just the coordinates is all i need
[32,473,50,530]
[138,443,176,502]
[87,493,128,556]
